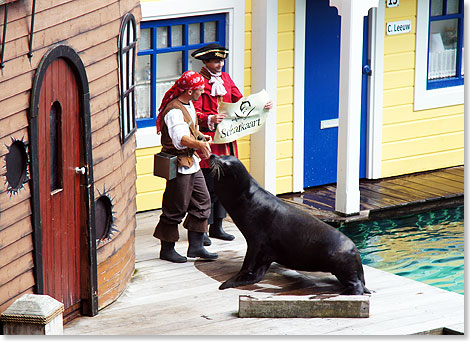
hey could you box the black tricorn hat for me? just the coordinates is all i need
[191,43,229,60]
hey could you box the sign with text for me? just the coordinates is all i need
[213,90,270,144]
[386,20,411,35]
[386,0,399,8]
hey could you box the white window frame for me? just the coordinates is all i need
[414,0,464,111]
[137,0,245,149]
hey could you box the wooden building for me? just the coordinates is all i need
[135,0,463,215]
[0,0,141,323]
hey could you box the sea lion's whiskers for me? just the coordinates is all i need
[210,162,223,181]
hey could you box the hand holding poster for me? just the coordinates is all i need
[213,90,271,144]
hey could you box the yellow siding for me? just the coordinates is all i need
[241,0,252,166]
[275,0,295,195]
[135,146,165,211]
[277,104,293,123]
[381,0,464,178]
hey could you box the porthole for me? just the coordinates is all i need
[95,190,118,244]
[4,138,29,195]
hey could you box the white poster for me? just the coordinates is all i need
[213,90,271,144]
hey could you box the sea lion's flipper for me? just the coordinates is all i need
[219,264,270,289]
[219,246,271,290]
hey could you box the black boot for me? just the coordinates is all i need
[203,232,212,246]
[209,218,235,241]
[160,241,187,263]
[187,231,218,260]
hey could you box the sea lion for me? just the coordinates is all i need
[210,154,369,295]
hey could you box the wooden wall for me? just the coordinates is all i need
[0,0,141,314]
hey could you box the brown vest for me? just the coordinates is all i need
[160,98,202,168]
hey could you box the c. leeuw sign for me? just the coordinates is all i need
[386,20,411,35]
[213,89,271,144]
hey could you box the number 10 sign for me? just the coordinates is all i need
[387,0,399,7]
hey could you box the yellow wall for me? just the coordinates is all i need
[276,0,295,195]
[381,0,464,178]
[238,0,252,170]
[136,146,165,212]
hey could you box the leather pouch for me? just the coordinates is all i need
[153,152,177,180]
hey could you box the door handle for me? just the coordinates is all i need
[362,65,372,75]
[75,166,86,175]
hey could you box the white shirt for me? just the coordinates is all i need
[164,101,201,174]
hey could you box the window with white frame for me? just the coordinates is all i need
[136,14,226,129]
[427,0,464,89]
[119,13,138,143]
[414,0,464,110]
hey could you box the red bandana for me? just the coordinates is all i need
[156,71,205,133]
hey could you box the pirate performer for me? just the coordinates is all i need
[192,43,273,243]
[153,71,218,263]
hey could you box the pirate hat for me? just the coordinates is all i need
[191,43,229,60]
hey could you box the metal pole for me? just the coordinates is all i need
[1,4,8,69]
[28,0,36,59]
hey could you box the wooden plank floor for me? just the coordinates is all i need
[64,209,464,336]
[280,166,464,224]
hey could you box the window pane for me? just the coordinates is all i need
[129,21,135,44]
[123,96,129,136]
[139,28,151,50]
[122,50,128,91]
[50,101,62,192]
[188,23,201,44]
[188,48,204,72]
[127,93,133,133]
[446,0,459,14]
[204,21,217,43]
[123,23,129,48]
[171,25,183,47]
[430,0,443,16]
[156,51,182,81]
[461,30,464,76]
[428,19,458,79]
[157,26,168,48]
[136,55,151,119]
[129,47,134,86]
[156,51,182,111]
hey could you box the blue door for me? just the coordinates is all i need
[303,0,369,188]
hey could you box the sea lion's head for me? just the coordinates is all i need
[209,154,252,193]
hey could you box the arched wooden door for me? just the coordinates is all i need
[37,57,83,320]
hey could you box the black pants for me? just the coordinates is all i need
[154,170,211,242]
[202,168,226,224]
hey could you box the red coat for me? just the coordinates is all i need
[193,70,243,168]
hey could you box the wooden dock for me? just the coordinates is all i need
[64,203,464,335]
[280,166,464,225]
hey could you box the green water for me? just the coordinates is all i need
[340,205,464,295]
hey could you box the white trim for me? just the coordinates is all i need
[366,4,384,179]
[414,0,464,110]
[293,0,306,193]
[136,126,161,149]
[250,0,277,194]
[137,0,245,149]
[320,118,339,130]
[330,0,379,215]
